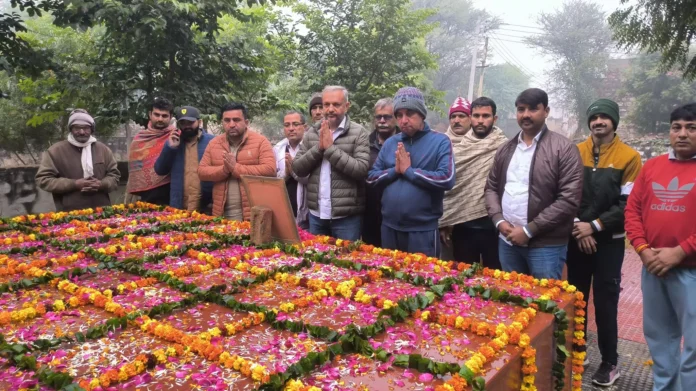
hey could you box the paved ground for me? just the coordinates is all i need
[582,248,654,390]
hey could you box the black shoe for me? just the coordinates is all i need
[592,361,620,386]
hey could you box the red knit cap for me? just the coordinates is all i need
[449,97,471,117]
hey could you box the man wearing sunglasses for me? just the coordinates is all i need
[363,98,399,246]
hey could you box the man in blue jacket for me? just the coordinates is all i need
[154,106,214,212]
[367,87,455,256]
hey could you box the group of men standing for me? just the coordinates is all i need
[33,84,695,391]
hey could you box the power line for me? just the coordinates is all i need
[489,35,537,76]
[488,45,543,84]
[497,27,542,35]
[500,22,544,31]
[488,34,531,45]
[494,32,537,41]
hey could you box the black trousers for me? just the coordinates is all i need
[566,237,625,365]
[451,224,501,270]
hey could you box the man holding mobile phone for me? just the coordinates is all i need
[154,106,215,212]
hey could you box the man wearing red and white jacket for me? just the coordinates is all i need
[625,103,696,391]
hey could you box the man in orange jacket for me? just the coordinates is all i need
[198,102,276,220]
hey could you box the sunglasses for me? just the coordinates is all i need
[375,114,393,121]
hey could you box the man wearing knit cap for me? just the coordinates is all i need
[440,97,507,268]
[446,97,472,144]
[567,98,642,386]
[36,109,121,212]
[368,87,455,256]
[308,92,323,124]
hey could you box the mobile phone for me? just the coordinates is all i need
[285,145,290,153]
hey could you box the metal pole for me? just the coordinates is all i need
[477,37,489,98]
[467,25,480,102]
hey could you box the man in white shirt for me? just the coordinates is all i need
[484,88,583,278]
[291,86,370,240]
[274,110,309,229]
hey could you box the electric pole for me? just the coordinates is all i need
[466,24,480,102]
[477,36,489,98]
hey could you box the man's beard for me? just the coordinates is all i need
[473,124,493,137]
[180,128,198,140]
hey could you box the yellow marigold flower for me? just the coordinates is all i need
[53,300,65,312]
[539,279,549,287]
[68,297,80,307]
[251,364,268,381]
[455,316,465,329]
[565,285,577,293]
[89,378,100,388]
[382,300,395,310]
[519,334,531,348]
[421,311,430,321]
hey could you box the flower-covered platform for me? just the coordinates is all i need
[0,203,586,391]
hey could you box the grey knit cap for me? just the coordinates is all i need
[68,109,95,130]
[393,87,427,118]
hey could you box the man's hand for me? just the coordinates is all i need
[577,236,597,254]
[168,129,181,148]
[650,246,686,277]
[573,222,594,240]
[285,153,293,178]
[395,143,411,174]
[639,248,660,272]
[318,121,332,151]
[77,178,100,192]
[506,226,530,246]
[223,152,236,174]
[439,226,453,246]
[497,221,513,237]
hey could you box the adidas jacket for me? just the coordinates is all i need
[576,135,642,242]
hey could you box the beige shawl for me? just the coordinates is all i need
[440,126,507,227]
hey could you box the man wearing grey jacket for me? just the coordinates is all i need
[291,85,370,240]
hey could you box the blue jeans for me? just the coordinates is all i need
[308,214,361,241]
[642,267,696,391]
[497,238,567,279]
[381,225,440,257]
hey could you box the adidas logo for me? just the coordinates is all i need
[652,177,694,203]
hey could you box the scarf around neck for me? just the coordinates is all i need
[440,126,508,227]
[445,126,468,144]
[67,133,97,178]
[127,122,175,193]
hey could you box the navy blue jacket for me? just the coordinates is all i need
[154,133,214,210]
[367,123,455,231]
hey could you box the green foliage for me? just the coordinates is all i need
[620,53,696,134]
[0,0,63,75]
[526,0,612,136]
[482,63,530,121]
[609,0,696,81]
[0,17,110,163]
[50,0,277,123]
[287,0,438,123]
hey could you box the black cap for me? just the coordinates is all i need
[175,106,201,122]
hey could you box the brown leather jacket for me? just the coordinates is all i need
[484,126,583,247]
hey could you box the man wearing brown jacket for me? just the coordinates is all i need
[484,88,583,279]
[36,109,120,212]
[292,85,370,240]
[198,102,276,220]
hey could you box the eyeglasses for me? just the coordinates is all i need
[374,114,393,121]
[283,122,305,128]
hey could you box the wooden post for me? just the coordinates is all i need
[250,206,273,245]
